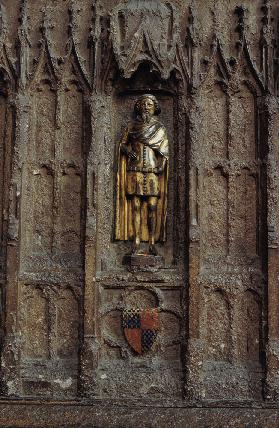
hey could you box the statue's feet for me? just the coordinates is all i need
[148,244,158,256]
[131,242,141,255]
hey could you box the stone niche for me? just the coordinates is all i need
[91,0,188,401]
[107,64,187,269]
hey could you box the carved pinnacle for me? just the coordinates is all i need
[261,0,273,42]
[234,5,246,50]
[186,5,199,48]
[259,0,275,90]
[18,0,31,48]
[89,0,99,46]
[0,4,7,43]
[68,0,78,39]
[17,0,31,88]
[19,0,28,28]
[40,7,53,42]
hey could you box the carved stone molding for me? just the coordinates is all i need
[111,0,182,80]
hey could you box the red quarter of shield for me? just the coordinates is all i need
[122,308,159,355]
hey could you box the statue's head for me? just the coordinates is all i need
[134,94,161,122]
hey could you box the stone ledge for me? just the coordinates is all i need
[0,399,279,427]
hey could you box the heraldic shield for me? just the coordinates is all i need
[122,308,159,354]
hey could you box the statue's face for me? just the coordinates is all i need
[137,97,155,117]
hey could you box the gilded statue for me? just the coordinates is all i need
[115,94,169,256]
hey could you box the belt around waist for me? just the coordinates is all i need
[127,167,160,173]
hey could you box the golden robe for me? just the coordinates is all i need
[115,117,169,242]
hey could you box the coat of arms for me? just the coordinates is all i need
[122,308,159,354]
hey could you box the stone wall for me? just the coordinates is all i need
[0,0,278,425]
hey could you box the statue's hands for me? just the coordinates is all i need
[128,150,137,160]
[121,145,137,160]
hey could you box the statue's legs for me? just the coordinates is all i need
[131,195,141,254]
[148,196,158,255]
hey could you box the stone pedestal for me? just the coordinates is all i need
[123,253,164,272]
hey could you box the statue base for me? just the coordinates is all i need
[123,253,165,272]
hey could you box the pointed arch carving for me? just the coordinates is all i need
[110,0,189,85]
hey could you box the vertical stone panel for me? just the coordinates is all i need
[232,170,258,258]
[206,290,230,361]
[21,287,49,359]
[0,95,8,257]
[16,55,85,396]
[230,84,256,162]
[62,85,83,162]
[246,174,258,256]
[59,84,84,262]
[202,83,228,159]
[2,102,14,254]
[235,289,263,399]
[0,96,7,239]
[24,82,56,257]
[60,167,82,259]
[201,168,228,261]
[0,78,14,269]
[56,289,79,359]
[34,83,56,162]
[32,167,54,255]
[265,95,279,400]
[244,290,261,363]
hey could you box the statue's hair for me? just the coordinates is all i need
[133,94,161,116]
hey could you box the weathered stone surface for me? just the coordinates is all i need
[1,401,279,427]
[0,0,277,425]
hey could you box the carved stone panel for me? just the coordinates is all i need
[0,0,278,425]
